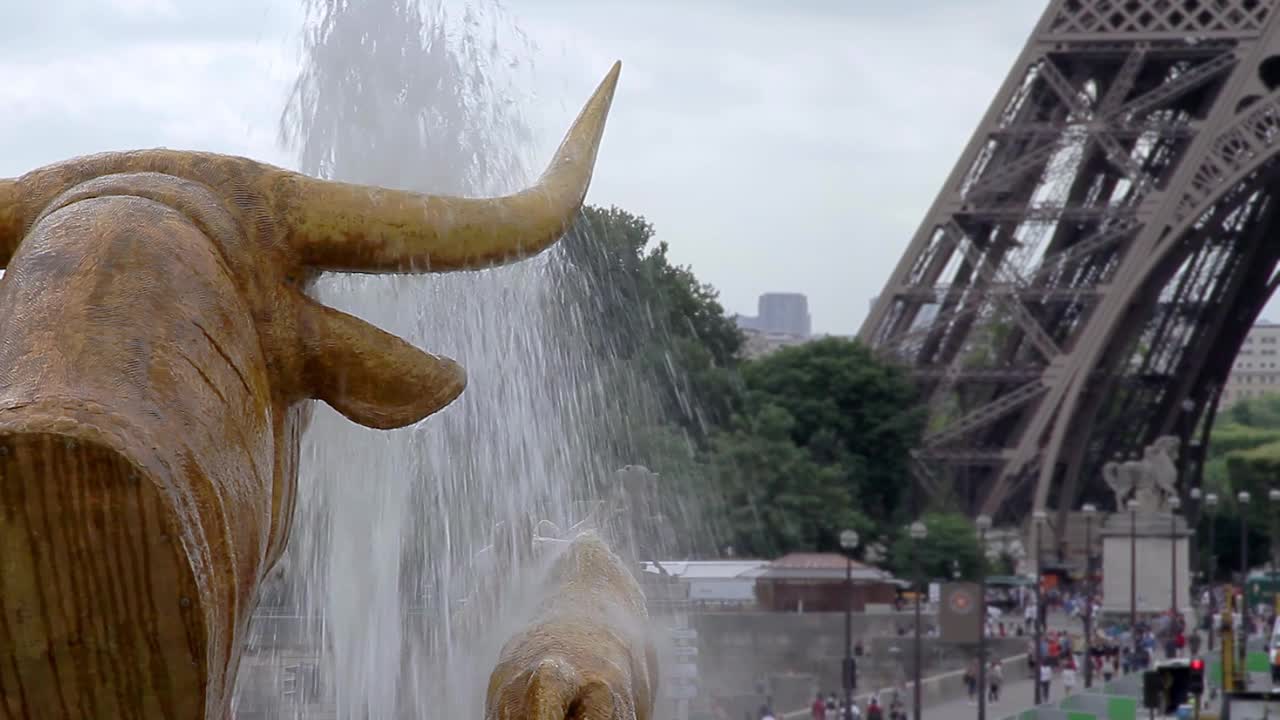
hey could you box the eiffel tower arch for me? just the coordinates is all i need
[861,0,1280,524]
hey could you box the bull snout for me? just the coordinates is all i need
[489,657,620,720]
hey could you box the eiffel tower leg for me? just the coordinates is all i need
[863,0,1280,522]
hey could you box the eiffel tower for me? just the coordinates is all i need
[861,0,1280,523]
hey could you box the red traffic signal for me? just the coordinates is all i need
[1189,658,1206,696]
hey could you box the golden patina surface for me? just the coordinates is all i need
[485,533,658,720]
[0,64,618,720]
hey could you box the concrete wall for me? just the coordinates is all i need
[1101,531,1190,615]
[772,654,1031,720]
[689,611,1026,702]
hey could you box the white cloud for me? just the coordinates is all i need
[0,0,1046,333]
[518,0,1043,333]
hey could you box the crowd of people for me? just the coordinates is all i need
[806,690,907,720]
[745,578,1280,720]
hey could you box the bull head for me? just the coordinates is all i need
[486,532,658,720]
[0,64,619,719]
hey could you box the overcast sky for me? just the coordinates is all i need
[1,0,1047,334]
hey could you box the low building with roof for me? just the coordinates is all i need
[639,559,768,609]
[754,552,900,612]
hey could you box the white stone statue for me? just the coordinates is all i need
[1147,435,1180,502]
[1101,436,1180,513]
[1103,461,1128,512]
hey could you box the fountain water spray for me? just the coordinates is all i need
[231,2,660,718]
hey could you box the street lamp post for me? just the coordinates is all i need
[1269,489,1280,619]
[909,521,927,720]
[1238,490,1251,675]
[976,514,992,720]
[1082,503,1097,688]
[1206,492,1219,651]
[1033,510,1047,705]
[839,529,859,718]
[1129,497,1140,665]
[1170,495,1182,621]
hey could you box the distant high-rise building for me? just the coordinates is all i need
[757,293,811,337]
[1222,320,1280,407]
[734,292,813,359]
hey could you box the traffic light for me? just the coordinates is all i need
[1142,671,1162,710]
[1189,658,1205,696]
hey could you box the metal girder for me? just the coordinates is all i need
[961,204,1138,222]
[993,122,1195,140]
[951,225,1063,358]
[1097,48,1147,116]
[862,0,1280,523]
[900,285,1098,301]
[917,449,1017,465]
[923,380,1049,447]
[964,141,1063,200]
[1111,51,1237,121]
[912,367,1045,382]
[1038,59,1150,182]
[1030,218,1139,282]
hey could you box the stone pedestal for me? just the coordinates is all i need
[1101,511,1191,619]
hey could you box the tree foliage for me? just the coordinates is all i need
[562,205,926,562]
[561,205,743,437]
[709,405,872,558]
[886,513,986,582]
[1199,393,1280,577]
[739,338,925,525]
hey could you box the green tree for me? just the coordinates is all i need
[1197,394,1280,576]
[560,205,744,437]
[1224,394,1280,428]
[887,513,985,581]
[739,337,925,525]
[560,207,928,560]
[709,404,871,557]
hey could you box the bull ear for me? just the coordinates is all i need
[298,296,466,429]
[0,178,22,268]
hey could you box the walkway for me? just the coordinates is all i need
[920,675,1029,719]
[921,672,1112,719]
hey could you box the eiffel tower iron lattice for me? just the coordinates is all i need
[861,0,1280,524]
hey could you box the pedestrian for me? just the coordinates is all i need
[811,694,826,720]
[866,697,883,720]
[1062,662,1077,695]
[760,706,776,720]
[965,658,978,703]
[989,659,1003,702]
[888,694,905,720]
[1039,662,1053,702]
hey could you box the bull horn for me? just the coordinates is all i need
[0,177,23,268]
[283,62,621,273]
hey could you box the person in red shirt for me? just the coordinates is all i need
[812,694,826,720]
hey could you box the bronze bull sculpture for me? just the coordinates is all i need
[0,63,620,719]
[485,531,657,720]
